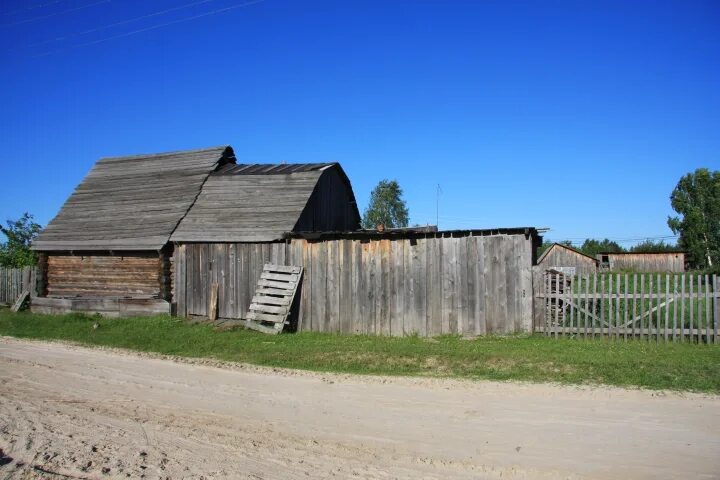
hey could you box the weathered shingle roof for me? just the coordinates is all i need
[170,163,339,242]
[33,146,235,251]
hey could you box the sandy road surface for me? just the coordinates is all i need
[0,338,718,480]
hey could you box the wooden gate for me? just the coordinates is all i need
[535,271,720,344]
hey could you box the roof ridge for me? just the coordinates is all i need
[98,145,231,162]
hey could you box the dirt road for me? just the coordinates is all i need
[0,338,718,479]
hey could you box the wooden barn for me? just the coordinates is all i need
[31,144,543,336]
[536,243,598,275]
[30,146,360,317]
[597,251,686,272]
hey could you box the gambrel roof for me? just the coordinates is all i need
[33,147,360,250]
[170,163,355,242]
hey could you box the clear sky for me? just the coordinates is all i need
[1,0,718,246]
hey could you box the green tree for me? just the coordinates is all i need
[667,168,720,268]
[629,239,680,253]
[0,213,42,268]
[578,238,624,258]
[362,180,409,229]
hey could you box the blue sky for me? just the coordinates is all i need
[1,0,718,246]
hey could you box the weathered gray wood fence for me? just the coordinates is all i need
[0,267,35,305]
[535,271,719,343]
[174,232,535,336]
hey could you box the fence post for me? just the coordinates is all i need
[714,275,719,344]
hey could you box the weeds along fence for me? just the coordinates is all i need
[535,271,719,344]
[0,267,35,305]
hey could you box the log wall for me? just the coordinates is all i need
[46,252,162,298]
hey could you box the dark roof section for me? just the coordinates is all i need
[33,146,234,251]
[216,163,335,175]
[170,163,359,242]
[537,243,599,264]
[285,227,540,241]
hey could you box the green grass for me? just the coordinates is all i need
[1,309,719,393]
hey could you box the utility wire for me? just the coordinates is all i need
[3,0,109,27]
[33,0,265,56]
[29,0,220,47]
[3,0,65,17]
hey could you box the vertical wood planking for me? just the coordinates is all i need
[316,241,328,332]
[417,238,429,336]
[427,236,442,335]
[362,241,373,335]
[599,274,605,340]
[340,240,353,335]
[664,273,670,342]
[639,274,646,341]
[227,244,236,319]
[607,274,613,340]
[543,272,549,336]
[457,236,469,335]
[301,240,312,332]
[689,275,694,343]
[705,274,711,344]
[440,237,453,334]
[402,239,414,335]
[351,240,362,334]
[714,275,719,344]
[554,273,560,339]
[581,275,590,340]
[623,273,629,341]
[614,273,620,341]
[326,239,338,332]
[476,238,487,335]
[392,240,405,336]
[466,237,478,336]
[177,245,186,317]
[569,275,576,337]
[648,274,655,341]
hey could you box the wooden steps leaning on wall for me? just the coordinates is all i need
[245,264,303,334]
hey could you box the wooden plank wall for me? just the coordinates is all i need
[605,253,686,272]
[175,233,534,336]
[46,253,162,297]
[0,266,34,305]
[538,245,597,275]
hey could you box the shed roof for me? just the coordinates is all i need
[32,146,235,251]
[170,163,356,242]
[286,227,540,241]
[537,243,599,264]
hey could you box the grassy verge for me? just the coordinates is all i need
[1,309,719,393]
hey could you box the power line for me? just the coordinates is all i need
[33,0,265,56]
[3,0,109,27]
[29,0,220,47]
[3,0,66,17]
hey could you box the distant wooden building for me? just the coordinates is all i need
[597,251,686,272]
[536,243,598,275]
